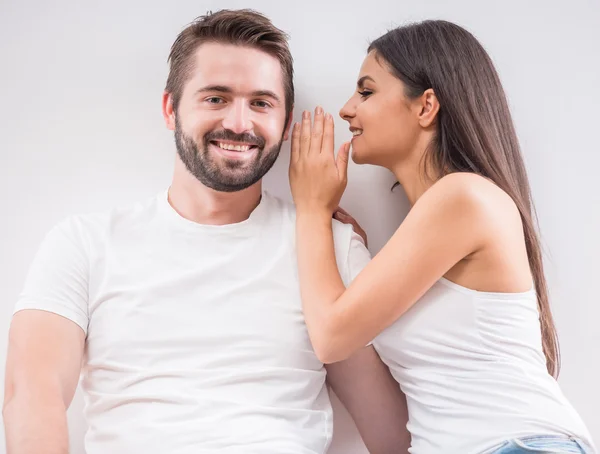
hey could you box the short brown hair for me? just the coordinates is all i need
[166,9,294,120]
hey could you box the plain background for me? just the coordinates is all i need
[1,0,598,452]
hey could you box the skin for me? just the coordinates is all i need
[4,44,410,454]
[163,42,293,225]
[289,51,533,363]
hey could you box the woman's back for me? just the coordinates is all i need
[373,278,594,453]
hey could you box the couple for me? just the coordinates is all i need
[3,8,595,454]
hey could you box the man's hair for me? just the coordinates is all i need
[166,9,294,119]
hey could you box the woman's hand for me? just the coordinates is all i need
[334,207,368,248]
[289,107,351,216]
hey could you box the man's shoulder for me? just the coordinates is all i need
[263,192,355,238]
[52,191,164,243]
[262,191,295,216]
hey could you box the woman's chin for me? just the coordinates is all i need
[351,149,365,164]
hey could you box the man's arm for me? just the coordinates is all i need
[327,215,410,451]
[3,310,85,454]
[325,346,410,454]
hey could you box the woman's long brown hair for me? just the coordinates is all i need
[370,20,560,376]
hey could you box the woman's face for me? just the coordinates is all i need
[339,51,424,168]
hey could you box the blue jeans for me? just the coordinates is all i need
[490,435,592,453]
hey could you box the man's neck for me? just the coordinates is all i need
[168,158,263,226]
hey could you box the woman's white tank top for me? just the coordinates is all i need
[373,278,595,453]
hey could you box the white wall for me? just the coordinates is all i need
[1,0,598,452]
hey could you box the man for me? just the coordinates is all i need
[3,9,409,454]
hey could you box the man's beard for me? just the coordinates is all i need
[174,117,283,193]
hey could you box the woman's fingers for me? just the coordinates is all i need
[310,106,325,155]
[322,113,335,158]
[296,107,338,162]
[289,107,349,215]
[290,122,301,163]
[333,207,368,246]
[300,110,312,156]
[336,142,350,181]
[335,206,350,217]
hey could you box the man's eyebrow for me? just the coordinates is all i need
[251,90,281,103]
[357,76,375,88]
[195,86,281,103]
[195,85,232,95]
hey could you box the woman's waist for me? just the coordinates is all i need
[399,372,591,453]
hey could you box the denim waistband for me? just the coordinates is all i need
[487,434,595,454]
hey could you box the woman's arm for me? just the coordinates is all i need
[290,110,491,363]
[296,176,487,363]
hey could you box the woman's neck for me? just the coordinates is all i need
[390,144,440,207]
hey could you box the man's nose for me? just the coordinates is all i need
[222,100,253,134]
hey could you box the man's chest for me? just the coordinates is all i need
[83,240,317,372]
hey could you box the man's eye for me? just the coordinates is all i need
[252,100,271,109]
[206,97,224,104]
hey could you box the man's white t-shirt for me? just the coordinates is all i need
[14,190,371,454]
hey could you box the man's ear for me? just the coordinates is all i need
[162,91,176,131]
[282,107,295,141]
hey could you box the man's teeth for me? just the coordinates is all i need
[218,142,251,152]
[352,130,363,136]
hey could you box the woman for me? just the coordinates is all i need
[288,20,595,454]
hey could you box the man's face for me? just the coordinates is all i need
[166,43,290,192]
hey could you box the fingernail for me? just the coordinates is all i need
[325,113,332,120]
[315,106,323,115]
[303,111,310,119]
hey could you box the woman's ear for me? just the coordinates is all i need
[417,88,440,128]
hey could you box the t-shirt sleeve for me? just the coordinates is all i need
[14,217,90,335]
[346,231,371,283]
[343,229,373,345]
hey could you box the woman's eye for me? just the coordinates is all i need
[358,90,373,98]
